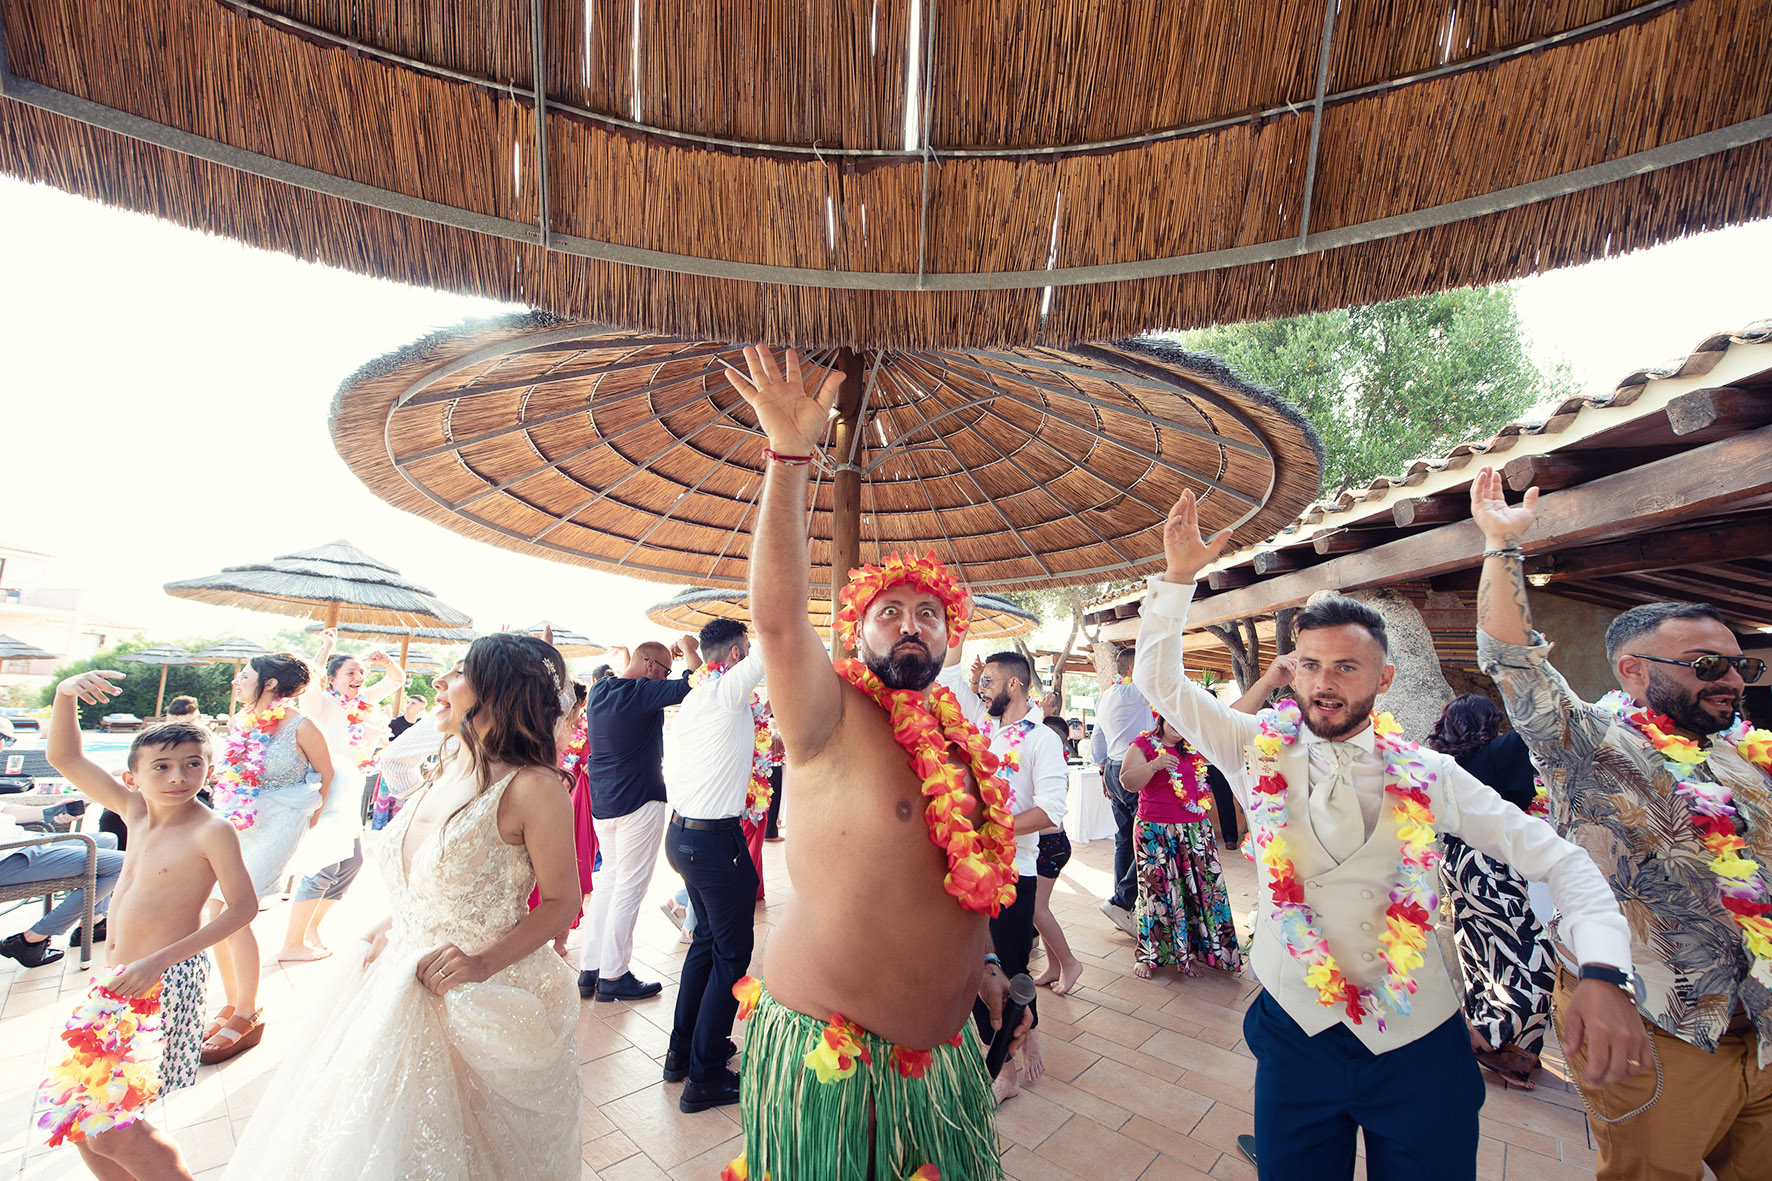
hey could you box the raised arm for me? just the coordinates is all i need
[1472,466,1539,647]
[45,672,135,815]
[362,649,407,705]
[726,346,847,760]
[1132,491,1262,784]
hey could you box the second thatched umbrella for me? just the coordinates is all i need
[517,623,606,659]
[195,638,272,717]
[0,634,59,662]
[165,541,472,632]
[127,644,207,718]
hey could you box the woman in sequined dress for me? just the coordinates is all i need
[224,634,582,1180]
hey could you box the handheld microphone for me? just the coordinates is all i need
[984,972,1037,1078]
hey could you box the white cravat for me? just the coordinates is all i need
[1308,741,1366,863]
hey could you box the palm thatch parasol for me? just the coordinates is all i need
[0,634,58,662]
[2,1,1769,347]
[516,622,606,659]
[331,316,1322,656]
[125,643,206,718]
[195,638,271,716]
[648,588,1038,644]
[164,541,472,631]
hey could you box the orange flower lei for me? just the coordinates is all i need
[833,552,972,653]
[834,659,1018,915]
[1247,703,1440,1028]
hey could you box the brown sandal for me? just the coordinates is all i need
[199,1009,264,1065]
[201,1005,236,1042]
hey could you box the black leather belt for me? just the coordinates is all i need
[670,812,742,831]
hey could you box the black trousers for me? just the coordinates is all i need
[972,874,1039,1045]
[664,818,760,1081]
[764,767,784,839]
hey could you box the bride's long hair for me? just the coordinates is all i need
[435,634,571,809]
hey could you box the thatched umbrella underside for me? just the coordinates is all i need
[2,1,1768,348]
[329,315,1323,593]
[649,588,1039,644]
[165,541,472,632]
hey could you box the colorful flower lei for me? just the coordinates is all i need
[691,657,775,821]
[213,698,294,831]
[980,715,1034,778]
[325,686,378,770]
[1132,728,1212,812]
[37,969,164,1146]
[1527,775,1551,819]
[1600,692,1772,989]
[835,659,1018,915]
[833,552,971,653]
[1245,701,1441,1028]
[557,713,588,774]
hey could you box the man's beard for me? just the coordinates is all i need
[1304,691,1379,740]
[986,689,1013,718]
[1645,667,1739,736]
[863,638,943,691]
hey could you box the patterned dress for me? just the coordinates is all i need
[1129,732,1243,973]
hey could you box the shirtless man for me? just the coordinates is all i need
[44,671,258,1180]
[724,347,1028,1181]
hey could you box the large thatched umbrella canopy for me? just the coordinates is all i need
[164,541,472,631]
[649,588,1038,645]
[3,1,1768,347]
[330,315,1322,596]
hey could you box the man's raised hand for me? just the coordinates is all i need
[1162,490,1233,584]
[724,346,844,456]
[1469,465,1539,548]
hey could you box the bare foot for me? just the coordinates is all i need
[1180,961,1205,978]
[1022,1031,1045,1084]
[1033,965,1060,987]
[1052,958,1084,996]
[276,946,333,963]
[993,1061,1022,1105]
[1134,962,1154,979]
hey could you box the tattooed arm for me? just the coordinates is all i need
[1471,465,1539,646]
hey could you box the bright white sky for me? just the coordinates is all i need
[1,176,1768,655]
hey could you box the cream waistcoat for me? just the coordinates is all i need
[1249,740,1459,1053]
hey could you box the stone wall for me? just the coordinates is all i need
[1337,587,1456,740]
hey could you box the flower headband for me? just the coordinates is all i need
[834,553,971,652]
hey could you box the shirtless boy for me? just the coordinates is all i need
[43,671,258,1180]
[722,346,1029,1181]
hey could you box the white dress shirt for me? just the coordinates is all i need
[1095,680,1151,761]
[662,646,767,820]
[1088,722,1107,767]
[1133,574,1632,975]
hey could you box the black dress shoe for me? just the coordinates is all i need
[577,970,599,999]
[68,920,106,948]
[663,1038,738,1082]
[596,972,663,1002]
[0,932,64,969]
[679,1067,741,1113]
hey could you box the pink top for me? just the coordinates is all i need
[1130,732,1210,824]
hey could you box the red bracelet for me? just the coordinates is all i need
[763,448,813,466]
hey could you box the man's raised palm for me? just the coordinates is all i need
[725,345,844,454]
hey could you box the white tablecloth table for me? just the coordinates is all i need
[1065,766,1117,843]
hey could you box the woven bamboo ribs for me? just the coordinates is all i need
[2,0,1768,347]
[327,315,1323,591]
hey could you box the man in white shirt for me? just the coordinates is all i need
[1094,647,1150,935]
[1137,490,1650,1180]
[659,618,765,1114]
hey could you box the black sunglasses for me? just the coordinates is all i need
[1630,653,1766,683]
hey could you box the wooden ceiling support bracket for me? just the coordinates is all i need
[1667,386,1772,441]
[1393,495,1470,528]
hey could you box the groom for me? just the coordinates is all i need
[1135,487,1649,1180]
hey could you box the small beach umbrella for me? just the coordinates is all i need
[516,622,606,659]
[127,644,207,718]
[0,634,59,663]
[165,541,472,631]
[195,638,272,717]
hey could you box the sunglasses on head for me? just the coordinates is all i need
[1631,653,1766,682]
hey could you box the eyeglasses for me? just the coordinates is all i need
[643,655,672,675]
[1630,653,1766,683]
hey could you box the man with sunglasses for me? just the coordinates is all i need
[580,635,702,1002]
[1473,466,1771,1181]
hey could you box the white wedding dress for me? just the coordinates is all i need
[225,771,581,1180]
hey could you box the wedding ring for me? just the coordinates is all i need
[1626,1058,1641,1067]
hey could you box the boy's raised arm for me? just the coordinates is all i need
[45,672,135,816]
[725,346,848,761]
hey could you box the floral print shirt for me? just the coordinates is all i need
[1478,630,1772,1064]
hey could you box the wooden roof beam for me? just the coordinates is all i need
[1393,495,1469,527]
[1666,386,1772,441]
[1185,423,1772,630]
[1502,447,1682,493]
[1533,519,1772,583]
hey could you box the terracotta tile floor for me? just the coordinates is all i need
[1,831,1611,1179]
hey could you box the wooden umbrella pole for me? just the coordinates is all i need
[829,349,866,661]
[324,601,341,629]
[393,631,412,712]
[155,664,169,719]
[226,659,240,718]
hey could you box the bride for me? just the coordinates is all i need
[225,633,583,1179]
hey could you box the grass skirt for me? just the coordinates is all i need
[733,982,1002,1181]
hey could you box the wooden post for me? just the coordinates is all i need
[829,349,866,661]
[324,601,341,629]
[154,665,169,718]
[226,659,240,718]
[393,631,413,712]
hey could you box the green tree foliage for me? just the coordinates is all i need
[37,639,238,727]
[1177,286,1580,494]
